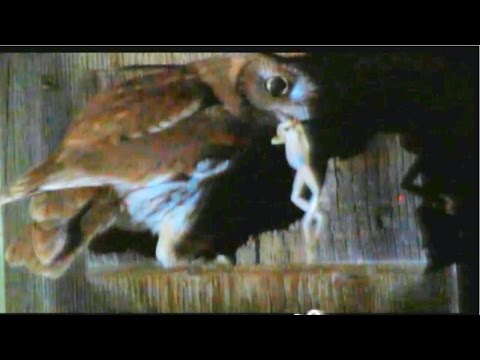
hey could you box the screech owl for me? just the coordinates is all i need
[1,53,322,278]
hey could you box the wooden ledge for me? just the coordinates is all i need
[80,263,458,313]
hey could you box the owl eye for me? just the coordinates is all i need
[265,76,289,97]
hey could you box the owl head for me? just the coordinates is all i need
[236,53,321,124]
[191,53,322,125]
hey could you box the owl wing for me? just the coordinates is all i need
[0,55,255,206]
[64,53,259,148]
[0,103,252,206]
[57,106,252,184]
[63,65,220,148]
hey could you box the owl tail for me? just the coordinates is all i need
[0,154,61,207]
[5,187,118,279]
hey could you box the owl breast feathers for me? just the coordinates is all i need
[0,53,321,277]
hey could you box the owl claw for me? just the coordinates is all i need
[214,254,234,266]
[166,254,234,272]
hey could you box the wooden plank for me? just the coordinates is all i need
[84,263,457,313]
[3,53,47,312]
[0,54,9,313]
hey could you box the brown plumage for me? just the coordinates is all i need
[5,187,119,278]
[1,53,321,278]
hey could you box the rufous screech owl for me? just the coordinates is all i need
[0,53,323,278]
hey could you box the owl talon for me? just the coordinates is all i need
[214,254,234,267]
[163,254,234,272]
[191,255,234,270]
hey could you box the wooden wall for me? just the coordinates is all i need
[0,53,459,313]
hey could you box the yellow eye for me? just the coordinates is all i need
[265,76,289,97]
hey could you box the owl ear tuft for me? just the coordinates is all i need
[191,54,255,116]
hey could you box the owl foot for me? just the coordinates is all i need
[155,251,234,272]
[182,255,234,274]
[195,254,233,267]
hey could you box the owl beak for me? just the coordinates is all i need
[276,106,312,124]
